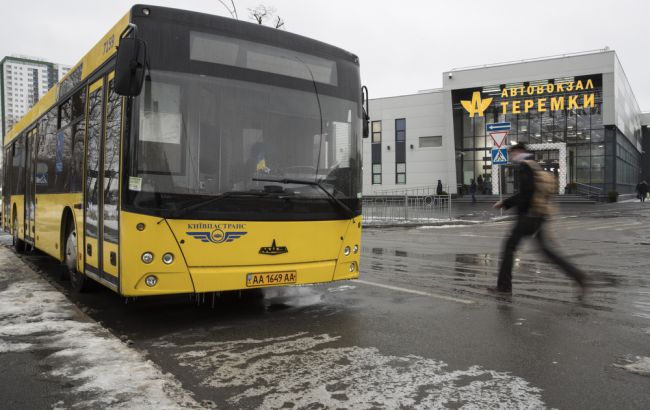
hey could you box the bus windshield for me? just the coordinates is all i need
[125,70,361,220]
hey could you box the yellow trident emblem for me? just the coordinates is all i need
[461,91,493,118]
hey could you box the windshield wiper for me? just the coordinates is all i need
[252,177,354,218]
[170,191,267,218]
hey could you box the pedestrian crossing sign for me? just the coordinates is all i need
[491,147,508,165]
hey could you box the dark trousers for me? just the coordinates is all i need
[497,216,587,291]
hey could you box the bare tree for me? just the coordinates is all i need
[273,15,285,29]
[248,5,285,29]
[218,0,238,19]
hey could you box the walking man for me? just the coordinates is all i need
[636,180,648,203]
[491,143,588,297]
[470,179,477,203]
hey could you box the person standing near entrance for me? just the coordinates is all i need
[491,143,588,297]
[470,179,477,203]
[636,180,648,203]
[436,179,443,196]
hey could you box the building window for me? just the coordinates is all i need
[372,164,382,184]
[372,120,382,143]
[396,162,406,184]
[395,118,406,141]
[419,136,442,148]
[371,120,382,184]
[395,119,406,183]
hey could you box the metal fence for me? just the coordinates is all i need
[362,185,452,223]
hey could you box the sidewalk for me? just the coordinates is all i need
[361,199,643,229]
[0,238,201,409]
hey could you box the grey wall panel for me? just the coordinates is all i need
[614,56,642,149]
[443,51,616,90]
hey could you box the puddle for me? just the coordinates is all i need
[614,356,650,377]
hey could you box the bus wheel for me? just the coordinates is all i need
[65,227,88,293]
[12,215,26,253]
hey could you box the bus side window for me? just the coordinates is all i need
[2,147,9,226]
[70,87,86,192]
[12,137,26,196]
[55,89,85,193]
[36,108,58,193]
[59,98,72,129]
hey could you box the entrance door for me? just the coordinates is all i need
[501,164,516,194]
[83,74,123,289]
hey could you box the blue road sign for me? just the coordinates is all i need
[486,122,511,132]
[491,147,508,165]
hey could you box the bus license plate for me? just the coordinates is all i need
[246,271,297,287]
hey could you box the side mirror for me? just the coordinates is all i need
[361,86,370,138]
[115,37,147,96]
[362,112,369,138]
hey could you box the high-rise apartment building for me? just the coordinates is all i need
[0,56,71,138]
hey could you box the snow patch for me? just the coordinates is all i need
[328,285,357,293]
[0,253,200,409]
[0,340,33,352]
[263,285,323,307]
[615,356,650,377]
[159,332,550,409]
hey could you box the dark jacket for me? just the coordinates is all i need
[638,182,649,195]
[502,160,535,216]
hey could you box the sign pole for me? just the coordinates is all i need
[500,169,503,216]
[486,122,511,217]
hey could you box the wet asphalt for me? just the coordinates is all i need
[1,201,650,409]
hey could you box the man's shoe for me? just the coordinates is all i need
[487,286,512,295]
[577,281,590,303]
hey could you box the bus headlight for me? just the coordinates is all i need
[145,275,158,287]
[141,252,154,264]
[344,246,351,256]
[162,253,174,264]
[349,262,356,272]
[353,244,359,254]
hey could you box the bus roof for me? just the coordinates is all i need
[4,5,360,146]
[3,11,130,146]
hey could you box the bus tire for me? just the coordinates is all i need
[12,213,26,253]
[65,226,89,293]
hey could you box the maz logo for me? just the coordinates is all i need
[259,240,288,255]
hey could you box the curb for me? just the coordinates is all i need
[362,214,518,229]
[363,219,485,229]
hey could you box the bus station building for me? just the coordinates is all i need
[364,49,649,196]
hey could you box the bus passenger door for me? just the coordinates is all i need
[83,74,124,289]
[84,79,105,283]
[24,128,36,244]
[100,73,123,287]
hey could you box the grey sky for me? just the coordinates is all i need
[1,0,648,109]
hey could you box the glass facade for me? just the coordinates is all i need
[452,74,642,194]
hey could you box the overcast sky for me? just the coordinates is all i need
[1,0,648,109]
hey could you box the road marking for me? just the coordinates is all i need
[614,222,644,231]
[357,279,475,305]
[587,222,642,231]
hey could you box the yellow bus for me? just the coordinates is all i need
[2,5,368,296]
